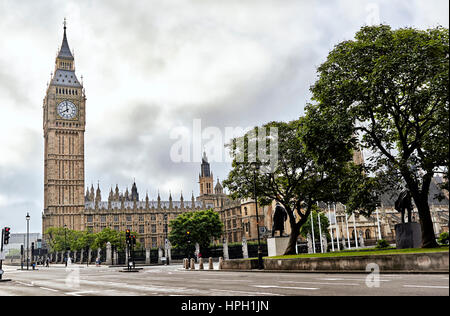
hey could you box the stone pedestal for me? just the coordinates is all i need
[395,222,421,249]
[158,248,163,264]
[242,238,249,259]
[307,233,313,254]
[321,233,328,253]
[106,242,112,265]
[267,237,290,257]
[145,248,151,265]
[223,241,229,260]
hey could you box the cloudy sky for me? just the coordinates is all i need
[0,0,448,233]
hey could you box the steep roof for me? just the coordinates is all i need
[57,24,74,60]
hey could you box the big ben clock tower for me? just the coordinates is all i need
[42,21,86,234]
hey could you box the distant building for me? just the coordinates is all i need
[3,233,41,257]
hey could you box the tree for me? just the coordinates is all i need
[45,227,68,252]
[168,209,223,252]
[224,121,357,255]
[308,25,449,247]
[92,228,137,251]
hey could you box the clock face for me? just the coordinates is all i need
[57,100,77,119]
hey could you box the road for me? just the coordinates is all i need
[0,263,448,296]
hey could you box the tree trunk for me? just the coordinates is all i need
[284,226,301,255]
[414,198,439,248]
[402,169,439,248]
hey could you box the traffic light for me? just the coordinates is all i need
[31,242,35,256]
[125,229,131,244]
[3,227,10,245]
[132,235,136,246]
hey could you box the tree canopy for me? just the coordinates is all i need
[224,121,363,254]
[168,209,223,251]
[44,227,138,252]
[307,25,449,247]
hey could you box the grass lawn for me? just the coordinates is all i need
[267,246,449,260]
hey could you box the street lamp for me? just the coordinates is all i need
[64,224,68,267]
[250,161,264,270]
[26,213,30,270]
[164,214,170,265]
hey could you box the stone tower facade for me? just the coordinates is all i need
[42,22,86,233]
[197,151,215,205]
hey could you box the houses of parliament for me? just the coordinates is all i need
[42,23,449,250]
[41,23,250,249]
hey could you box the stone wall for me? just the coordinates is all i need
[222,252,449,273]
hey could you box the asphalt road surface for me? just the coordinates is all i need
[0,263,448,296]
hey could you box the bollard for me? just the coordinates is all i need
[199,258,204,270]
[190,258,195,270]
[219,257,223,270]
[184,258,189,270]
[208,257,214,270]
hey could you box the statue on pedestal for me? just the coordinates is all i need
[395,189,413,223]
[272,203,287,237]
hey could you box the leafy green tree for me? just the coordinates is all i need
[307,25,449,248]
[45,227,72,252]
[169,209,223,252]
[92,228,138,251]
[73,230,96,251]
[224,121,358,255]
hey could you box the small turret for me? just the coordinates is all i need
[95,183,101,203]
[131,181,139,201]
[89,184,95,202]
[215,178,223,194]
[157,190,161,209]
[114,184,120,201]
[180,191,184,209]
[124,187,129,201]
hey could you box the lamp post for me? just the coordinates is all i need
[250,162,264,270]
[164,214,170,265]
[64,224,67,267]
[26,213,30,270]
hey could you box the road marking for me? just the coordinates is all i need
[201,278,253,283]
[284,281,359,286]
[319,278,391,282]
[39,287,59,292]
[66,290,97,296]
[403,285,449,289]
[253,285,319,291]
[15,281,34,287]
[210,289,283,296]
